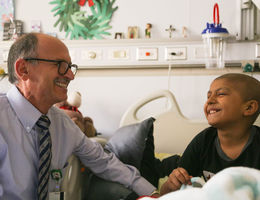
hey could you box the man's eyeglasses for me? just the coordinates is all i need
[23,58,78,76]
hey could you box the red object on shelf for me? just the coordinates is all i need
[146,52,151,56]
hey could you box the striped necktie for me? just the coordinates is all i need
[36,115,52,200]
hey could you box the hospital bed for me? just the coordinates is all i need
[120,89,208,154]
[61,89,260,199]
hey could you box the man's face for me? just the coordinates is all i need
[24,35,75,108]
[204,79,247,129]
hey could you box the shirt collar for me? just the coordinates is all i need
[7,86,43,133]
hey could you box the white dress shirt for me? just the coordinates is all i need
[0,86,155,199]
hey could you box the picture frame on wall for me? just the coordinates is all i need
[127,26,138,39]
[3,20,23,41]
[0,0,14,32]
[114,32,123,39]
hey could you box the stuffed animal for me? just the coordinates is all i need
[55,91,97,137]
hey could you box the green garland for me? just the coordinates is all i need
[49,0,118,39]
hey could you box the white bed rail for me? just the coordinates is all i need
[120,90,209,154]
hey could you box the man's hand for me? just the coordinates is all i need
[160,167,192,195]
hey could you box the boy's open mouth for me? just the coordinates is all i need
[208,109,221,115]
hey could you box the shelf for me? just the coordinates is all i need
[0,38,259,69]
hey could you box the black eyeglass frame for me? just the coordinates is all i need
[23,57,78,76]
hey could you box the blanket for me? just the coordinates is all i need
[139,167,260,200]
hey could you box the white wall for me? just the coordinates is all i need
[68,73,215,137]
[1,0,259,138]
[109,0,238,39]
[14,0,238,39]
[64,70,260,138]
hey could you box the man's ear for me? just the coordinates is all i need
[243,100,259,116]
[15,58,29,81]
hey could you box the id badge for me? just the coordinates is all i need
[49,192,66,200]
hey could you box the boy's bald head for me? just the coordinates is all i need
[215,73,260,120]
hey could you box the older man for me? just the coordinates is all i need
[0,33,157,199]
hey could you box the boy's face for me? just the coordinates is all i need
[204,78,247,128]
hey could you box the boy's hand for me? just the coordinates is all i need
[151,193,160,198]
[160,167,192,195]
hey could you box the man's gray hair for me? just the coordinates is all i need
[7,33,38,84]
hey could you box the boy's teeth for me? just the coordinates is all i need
[209,110,216,114]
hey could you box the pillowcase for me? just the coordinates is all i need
[104,117,155,170]
[104,117,160,187]
[104,117,180,188]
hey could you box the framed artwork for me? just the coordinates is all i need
[114,32,123,39]
[3,20,23,40]
[31,20,41,33]
[0,0,14,31]
[127,26,139,39]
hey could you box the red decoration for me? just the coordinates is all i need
[59,105,82,114]
[88,0,94,7]
[78,0,94,7]
[78,0,86,6]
